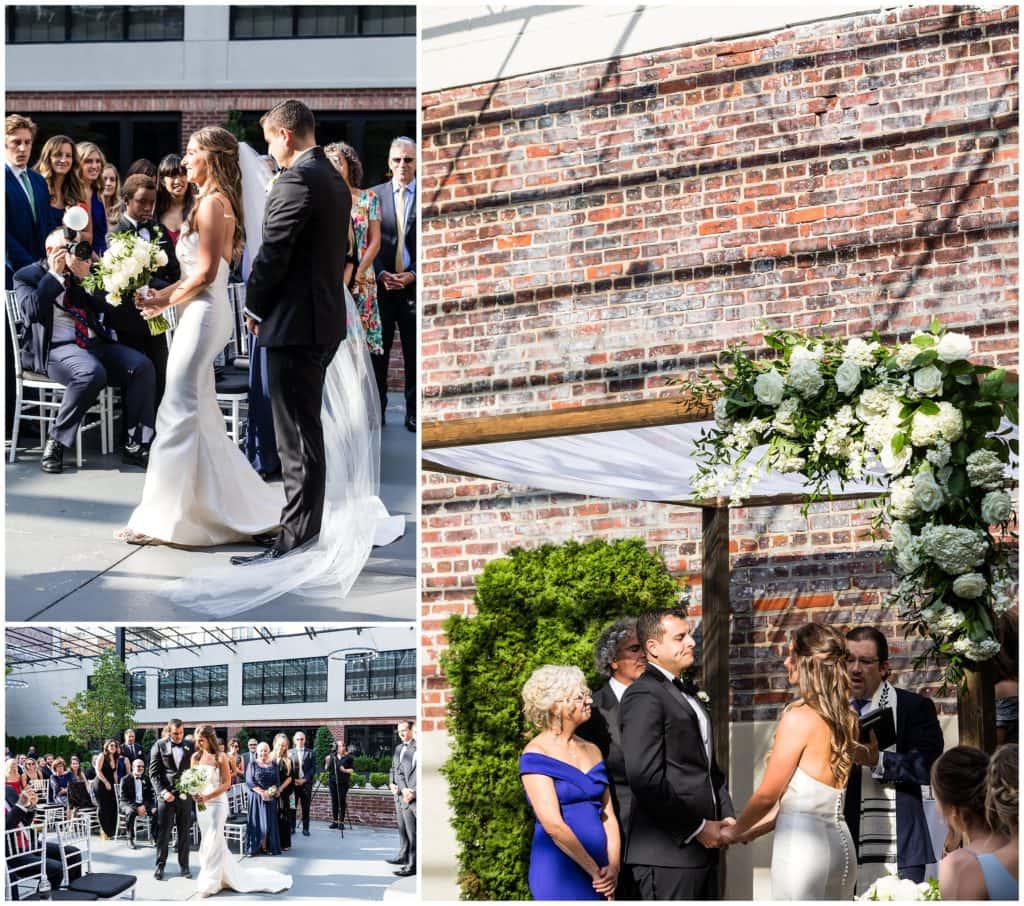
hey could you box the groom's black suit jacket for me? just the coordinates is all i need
[148,738,194,799]
[620,666,734,869]
[244,146,350,348]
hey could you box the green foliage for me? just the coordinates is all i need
[140,729,158,759]
[313,725,334,770]
[5,734,82,761]
[222,108,246,141]
[368,772,390,789]
[353,755,391,773]
[442,538,681,900]
[54,650,136,748]
[234,726,257,746]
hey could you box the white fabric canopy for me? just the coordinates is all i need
[423,421,888,505]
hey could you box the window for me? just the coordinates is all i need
[158,665,228,709]
[19,113,181,172]
[242,657,328,705]
[128,672,146,708]
[345,649,415,701]
[6,6,184,44]
[344,723,400,758]
[230,6,415,39]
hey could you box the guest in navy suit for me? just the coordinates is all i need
[371,137,417,432]
[843,626,945,892]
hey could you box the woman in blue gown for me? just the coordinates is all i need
[519,665,621,900]
[245,743,282,856]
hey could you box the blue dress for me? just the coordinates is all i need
[89,193,107,256]
[519,752,610,901]
[245,761,282,856]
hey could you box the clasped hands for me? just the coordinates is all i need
[591,863,618,899]
[378,269,414,291]
[698,817,745,849]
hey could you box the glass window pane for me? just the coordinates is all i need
[127,5,183,40]
[11,6,66,42]
[360,5,415,36]
[212,665,228,706]
[232,6,292,39]
[242,663,258,705]
[265,661,283,702]
[296,6,358,37]
[193,667,210,707]
[69,6,123,42]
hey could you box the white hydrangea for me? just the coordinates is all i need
[894,344,923,370]
[843,337,879,368]
[991,571,1016,614]
[754,369,785,406]
[920,524,987,575]
[890,522,923,573]
[790,344,824,364]
[920,603,966,634]
[952,573,987,599]
[981,490,1012,525]
[713,396,731,429]
[856,385,900,425]
[787,359,824,399]
[813,406,859,457]
[966,450,1006,490]
[912,469,944,512]
[846,441,867,479]
[724,418,769,453]
[936,331,972,363]
[926,443,951,469]
[912,365,943,397]
[952,637,1001,661]
[889,476,921,520]
[772,397,799,437]
[835,360,861,395]
[910,402,964,447]
[774,452,807,473]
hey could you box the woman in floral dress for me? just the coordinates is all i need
[325,142,383,356]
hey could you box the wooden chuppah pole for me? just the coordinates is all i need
[958,661,997,752]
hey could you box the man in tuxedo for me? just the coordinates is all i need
[149,718,194,880]
[843,626,944,892]
[577,616,647,899]
[14,228,156,473]
[289,731,316,836]
[620,608,735,900]
[120,758,157,849]
[107,173,180,405]
[371,137,417,432]
[387,720,417,877]
[238,99,350,565]
[121,729,144,766]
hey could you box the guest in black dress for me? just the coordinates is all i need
[92,739,120,839]
[271,734,294,851]
[326,741,356,829]
[245,743,282,855]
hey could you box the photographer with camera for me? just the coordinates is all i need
[13,223,156,473]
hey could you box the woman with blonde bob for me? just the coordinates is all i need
[720,622,858,899]
[519,664,620,901]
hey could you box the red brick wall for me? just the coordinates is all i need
[420,6,1019,730]
[310,788,398,829]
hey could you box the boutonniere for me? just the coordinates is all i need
[697,691,710,704]
[266,172,282,195]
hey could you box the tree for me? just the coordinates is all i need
[55,650,136,749]
[140,728,158,759]
[313,725,334,770]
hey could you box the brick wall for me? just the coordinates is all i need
[310,787,398,828]
[420,6,1020,730]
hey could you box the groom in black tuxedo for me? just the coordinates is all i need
[149,718,194,880]
[620,608,735,900]
[238,98,350,565]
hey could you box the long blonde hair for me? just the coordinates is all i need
[788,623,857,786]
[986,743,1018,836]
[76,141,106,195]
[35,135,85,205]
[183,126,245,262]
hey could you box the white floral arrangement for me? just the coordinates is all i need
[82,229,170,335]
[858,872,941,900]
[175,764,214,811]
[683,321,1018,685]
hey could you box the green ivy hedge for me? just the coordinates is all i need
[441,538,681,900]
[6,735,84,761]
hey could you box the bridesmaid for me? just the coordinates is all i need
[93,739,120,840]
[100,163,123,235]
[76,141,109,255]
[34,134,91,241]
[245,743,283,856]
[271,734,295,851]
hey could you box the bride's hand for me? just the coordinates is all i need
[136,288,170,317]
[194,792,205,805]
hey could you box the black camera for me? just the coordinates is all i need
[63,228,92,261]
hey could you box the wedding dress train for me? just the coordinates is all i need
[770,767,857,900]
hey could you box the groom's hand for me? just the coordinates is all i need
[697,819,728,849]
[245,316,260,337]
[162,791,175,803]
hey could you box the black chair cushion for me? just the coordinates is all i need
[67,873,136,897]
[214,366,248,395]
[25,890,100,900]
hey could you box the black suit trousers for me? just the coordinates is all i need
[155,794,191,868]
[373,284,415,416]
[266,343,340,553]
[632,863,719,901]
[117,328,170,410]
[292,781,312,832]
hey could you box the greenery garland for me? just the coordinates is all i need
[681,320,1018,684]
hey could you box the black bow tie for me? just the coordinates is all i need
[672,676,700,697]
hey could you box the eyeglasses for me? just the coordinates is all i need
[563,693,593,705]
[390,157,415,164]
[848,657,880,667]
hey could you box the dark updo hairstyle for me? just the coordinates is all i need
[155,153,195,221]
[931,745,994,830]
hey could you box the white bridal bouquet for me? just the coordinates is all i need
[83,230,170,335]
[858,872,941,901]
[682,320,1018,686]
[176,765,214,811]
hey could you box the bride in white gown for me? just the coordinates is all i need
[119,126,403,612]
[191,724,291,898]
[720,623,859,899]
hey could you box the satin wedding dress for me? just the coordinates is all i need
[769,767,857,900]
[126,229,282,545]
[195,767,291,898]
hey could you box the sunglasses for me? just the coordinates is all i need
[390,156,415,164]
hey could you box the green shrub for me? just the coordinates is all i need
[6,735,81,761]
[313,726,334,771]
[140,729,158,758]
[353,755,376,773]
[442,537,681,900]
[368,772,389,789]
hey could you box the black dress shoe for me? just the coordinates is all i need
[328,822,338,829]
[41,438,64,473]
[181,868,192,879]
[129,839,137,850]
[302,829,310,837]
[252,531,280,548]
[154,866,164,880]
[385,857,404,865]
[404,414,416,432]
[231,548,285,566]
[394,867,415,877]
[121,442,149,467]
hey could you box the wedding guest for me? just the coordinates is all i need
[122,729,144,766]
[520,667,617,900]
[5,758,24,796]
[125,158,156,179]
[325,142,383,356]
[40,754,55,780]
[21,757,44,785]
[227,739,245,782]
[576,616,646,900]
[932,746,1009,898]
[325,740,355,830]
[371,137,417,431]
[994,614,1018,746]
[246,742,283,856]
[76,141,108,256]
[67,754,86,783]
[119,758,157,850]
[114,741,131,780]
[979,744,1019,900]
[14,227,157,473]
[34,134,91,241]
[289,732,316,837]
[271,734,294,851]
[843,626,944,891]
[100,163,123,235]
[5,787,77,893]
[49,757,71,807]
[93,739,120,839]
[154,153,193,246]
[242,738,258,770]
[6,114,49,287]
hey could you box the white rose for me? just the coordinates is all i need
[912,470,944,512]
[107,291,121,306]
[953,573,987,599]
[981,490,1012,525]
[108,238,126,258]
[894,879,923,900]
[889,476,921,520]
[754,369,785,406]
[787,359,824,399]
[870,874,901,900]
[154,249,169,267]
[835,360,861,395]
[132,244,149,264]
[936,331,972,363]
[894,343,922,370]
[880,437,912,476]
[912,364,943,396]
